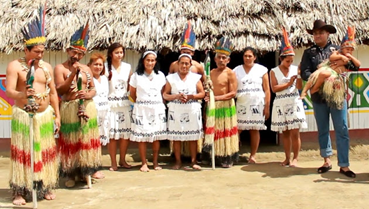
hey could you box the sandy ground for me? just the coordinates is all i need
[0,141,369,209]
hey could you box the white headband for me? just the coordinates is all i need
[143,51,157,58]
[178,53,192,61]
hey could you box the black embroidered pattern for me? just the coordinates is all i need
[110,128,131,133]
[136,100,162,105]
[275,92,300,100]
[271,118,306,126]
[97,101,109,107]
[108,96,128,101]
[167,129,203,135]
[238,119,265,124]
[170,100,199,104]
[237,88,262,94]
[131,130,167,138]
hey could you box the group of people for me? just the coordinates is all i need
[5,5,360,206]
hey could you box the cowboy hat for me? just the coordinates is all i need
[307,19,337,35]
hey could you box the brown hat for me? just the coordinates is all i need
[307,19,337,35]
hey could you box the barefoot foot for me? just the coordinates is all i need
[172,163,182,170]
[140,164,150,172]
[248,156,256,164]
[92,171,105,179]
[281,159,290,166]
[109,166,118,171]
[44,191,56,200]
[12,195,26,205]
[290,159,298,167]
[119,161,132,169]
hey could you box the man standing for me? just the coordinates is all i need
[6,7,60,205]
[300,20,355,177]
[204,37,239,168]
[54,23,103,188]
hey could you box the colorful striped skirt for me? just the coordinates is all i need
[59,99,101,177]
[9,105,58,198]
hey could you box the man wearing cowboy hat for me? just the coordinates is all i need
[300,19,355,178]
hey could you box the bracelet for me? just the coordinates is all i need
[297,75,301,79]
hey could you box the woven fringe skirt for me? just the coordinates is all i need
[59,99,101,176]
[9,106,59,199]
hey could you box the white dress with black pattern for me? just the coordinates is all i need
[129,71,167,142]
[93,75,110,145]
[234,64,268,130]
[270,65,307,133]
[105,62,132,140]
[166,72,203,141]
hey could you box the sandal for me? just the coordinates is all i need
[339,168,356,178]
[317,165,332,173]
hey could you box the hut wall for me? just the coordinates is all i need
[1,46,369,138]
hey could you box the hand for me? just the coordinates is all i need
[263,107,270,120]
[54,117,61,135]
[342,56,350,64]
[345,53,353,60]
[25,85,35,98]
[204,95,210,102]
[330,60,345,68]
[289,75,297,86]
[76,90,86,99]
[71,62,82,74]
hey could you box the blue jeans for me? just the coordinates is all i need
[312,101,350,167]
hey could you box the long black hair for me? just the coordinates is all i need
[242,47,259,64]
[106,43,125,80]
[135,51,160,75]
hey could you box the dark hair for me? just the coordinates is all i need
[136,51,160,75]
[26,44,45,51]
[88,53,106,75]
[242,47,258,64]
[106,43,125,80]
[279,55,294,61]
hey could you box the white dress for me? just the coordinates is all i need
[129,71,167,142]
[233,64,268,130]
[166,72,203,141]
[270,65,307,133]
[93,75,110,145]
[105,62,132,140]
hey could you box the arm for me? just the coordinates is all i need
[188,80,205,100]
[296,66,302,90]
[330,51,349,63]
[84,66,96,99]
[193,61,206,83]
[269,70,297,93]
[54,64,76,95]
[129,85,136,102]
[346,53,361,68]
[5,62,27,100]
[262,73,271,120]
[214,70,237,101]
[162,81,180,101]
[168,62,177,74]
[45,63,61,133]
[300,50,312,81]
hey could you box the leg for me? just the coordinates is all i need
[172,141,182,169]
[119,139,131,168]
[190,140,201,170]
[281,130,291,166]
[290,129,301,167]
[300,80,313,100]
[108,139,118,171]
[248,130,260,163]
[152,141,162,170]
[138,142,149,172]
[330,101,355,177]
[13,195,26,205]
[310,71,332,94]
[312,101,332,173]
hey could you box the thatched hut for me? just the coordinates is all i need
[1,0,369,140]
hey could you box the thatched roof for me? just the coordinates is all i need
[1,0,369,53]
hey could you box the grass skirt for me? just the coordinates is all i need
[9,106,59,199]
[59,99,101,177]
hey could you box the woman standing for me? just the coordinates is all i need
[129,51,167,172]
[89,53,110,147]
[163,54,205,170]
[270,29,307,167]
[233,47,271,164]
[105,43,132,171]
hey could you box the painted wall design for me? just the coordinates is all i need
[0,75,13,120]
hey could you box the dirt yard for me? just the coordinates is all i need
[0,141,368,209]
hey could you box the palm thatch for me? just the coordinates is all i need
[1,0,369,53]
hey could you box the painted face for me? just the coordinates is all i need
[90,58,104,77]
[178,56,191,75]
[143,54,156,71]
[281,55,294,69]
[180,49,195,56]
[67,48,85,64]
[111,47,124,61]
[313,29,329,46]
[341,47,354,56]
[243,50,256,65]
[25,44,45,61]
[214,53,230,68]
